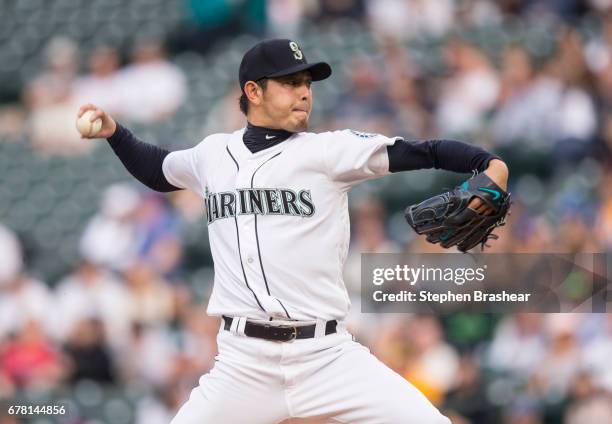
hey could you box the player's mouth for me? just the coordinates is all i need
[292,108,309,116]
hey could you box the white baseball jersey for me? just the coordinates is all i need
[162,128,398,321]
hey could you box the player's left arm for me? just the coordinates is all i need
[387,139,508,212]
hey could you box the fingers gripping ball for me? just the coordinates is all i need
[404,172,511,252]
[76,110,103,137]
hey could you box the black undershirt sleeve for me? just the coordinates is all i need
[386,138,500,174]
[106,123,180,192]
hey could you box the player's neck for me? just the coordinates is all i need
[243,122,293,154]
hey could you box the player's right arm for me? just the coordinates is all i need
[77,104,203,194]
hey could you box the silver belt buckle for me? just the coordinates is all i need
[279,324,297,341]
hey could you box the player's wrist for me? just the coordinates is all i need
[108,118,117,137]
[484,159,508,190]
[106,120,127,145]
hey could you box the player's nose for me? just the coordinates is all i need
[299,93,310,106]
[297,83,310,100]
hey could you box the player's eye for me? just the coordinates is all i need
[287,79,311,88]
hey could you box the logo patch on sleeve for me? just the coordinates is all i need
[350,130,378,139]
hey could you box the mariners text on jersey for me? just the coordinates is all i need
[205,188,315,224]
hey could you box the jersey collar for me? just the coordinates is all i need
[243,122,293,154]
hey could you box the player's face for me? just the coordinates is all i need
[262,71,313,132]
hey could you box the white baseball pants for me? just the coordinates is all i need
[171,324,451,424]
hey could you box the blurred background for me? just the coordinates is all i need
[1,0,612,423]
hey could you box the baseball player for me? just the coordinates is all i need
[77,39,508,423]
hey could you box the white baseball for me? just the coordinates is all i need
[76,110,103,137]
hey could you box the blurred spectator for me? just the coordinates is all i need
[23,37,78,109]
[135,384,183,424]
[585,14,612,73]
[595,170,612,248]
[24,37,93,156]
[0,320,63,390]
[123,261,175,326]
[54,261,131,349]
[389,74,431,137]
[118,322,178,386]
[133,193,183,278]
[203,86,247,134]
[582,314,612,393]
[552,29,597,159]
[367,0,454,42]
[492,59,560,151]
[168,189,207,224]
[455,0,503,27]
[81,186,183,277]
[514,215,555,253]
[178,308,219,380]
[444,355,499,423]
[492,37,596,160]
[594,58,612,162]
[487,314,546,376]
[0,106,27,141]
[370,316,413,373]
[379,42,431,137]
[344,197,400,295]
[311,0,366,24]
[328,57,396,134]
[72,46,123,117]
[115,40,187,123]
[343,197,401,334]
[436,39,500,137]
[0,274,56,340]
[525,0,590,21]
[0,352,15,397]
[79,184,141,271]
[556,213,599,252]
[267,0,307,37]
[0,224,22,286]
[532,315,581,400]
[565,393,612,424]
[63,318,116,384]
[491,45,541,146]
[404,315,459,405]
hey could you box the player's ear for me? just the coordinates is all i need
[244,81,263,106]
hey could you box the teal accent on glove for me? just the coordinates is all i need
[478,187,501,200]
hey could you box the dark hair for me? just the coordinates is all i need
[239,78,268,115]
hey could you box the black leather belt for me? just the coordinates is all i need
[222,316,337,342]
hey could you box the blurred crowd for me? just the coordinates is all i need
[2,192,612,423]
[342,198,612,424]
[0,186,211,423]
[2,0,612,423]
[4,37,187,156]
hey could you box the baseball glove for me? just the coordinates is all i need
[404,172,510,252]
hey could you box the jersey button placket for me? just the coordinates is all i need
[238,163,258,271]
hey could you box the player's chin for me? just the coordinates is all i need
[290,111,309,132]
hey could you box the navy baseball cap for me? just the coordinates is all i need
[239,39,332,92]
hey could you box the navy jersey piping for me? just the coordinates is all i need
[250,152,292,319]
[225,145,266,313]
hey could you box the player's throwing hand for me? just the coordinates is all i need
[76,104,117,139]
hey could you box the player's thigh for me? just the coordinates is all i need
[171,364,288,424]
[172,333,288,424]
[291,339,450,424]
